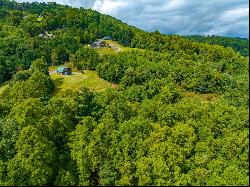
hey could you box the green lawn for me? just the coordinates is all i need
[49,66,58,72]
[51,70,117,95]
[94,47,115,55]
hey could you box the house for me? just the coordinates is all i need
[90,40,108,48]
[102,36,112,40]
[56,66,72,75]
[38,31,54,39]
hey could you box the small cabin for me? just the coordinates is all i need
[90,40,107,48]
[56,66,72,75]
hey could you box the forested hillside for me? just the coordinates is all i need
[0,0,249,186]
[185,35,249,57]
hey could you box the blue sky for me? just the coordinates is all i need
[16,0,249,38]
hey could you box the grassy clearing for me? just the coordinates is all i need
[182,91,220,103]
[51,70,117,95]
[49,41,134,94]
[105,40,132,52]
[94,47,115,55]
[81,70,118,92]
[49,66,58,71]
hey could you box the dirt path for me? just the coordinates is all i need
[109,44,122,52]
[49,70,56,75]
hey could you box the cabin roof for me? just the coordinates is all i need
[56,66,71,73]
[93,41,103,45]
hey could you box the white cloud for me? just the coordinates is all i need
[93,0,128,14]
[220,7,249,22]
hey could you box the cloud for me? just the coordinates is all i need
[16,0,249,38]
[93,0,128,14]
[220,7,248,22]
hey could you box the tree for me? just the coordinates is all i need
[0,119,20,161]
[51,46,69,66]
[74,87,95,117]
[30,58,49,75]
[9,71,54,100]
[69,116,98,186]
[0,63,7,84]
[6,126,55,186]
[8,98,46,129]
[12,70,31,83]
[75,47,100,70]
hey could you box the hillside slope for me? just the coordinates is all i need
[0,0,248,84]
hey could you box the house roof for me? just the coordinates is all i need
[56,66,71,73]
[103,36,112,40]
[47,34,53,37]
[93,41,103,45]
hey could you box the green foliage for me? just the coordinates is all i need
[46,96,77,145]
[8,98,46,128]
[12,69,31,82]
[0,0,248,186]
[31,58,49,75]
[8,71,54,101]
[75,47,100,70]
[185,35,249,57]
[51,46,69,66]
[6,125,55,186]
[0,119,20,161]
[54,169,77,186]
[75,87,95,117]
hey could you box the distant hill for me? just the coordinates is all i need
[0,0,248,84]
[185,35,249,56]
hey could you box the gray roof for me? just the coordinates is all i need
[93,41,102,45]
[103,36,112,40]
[38,32,53,38]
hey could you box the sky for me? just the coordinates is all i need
[16,0,249,38]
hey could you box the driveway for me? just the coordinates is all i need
[109,44,122,52]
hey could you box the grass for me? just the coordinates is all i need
[94,47,115,55]
[51,70,117,95]
[49,66,58,72]
[105,40,133,52]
